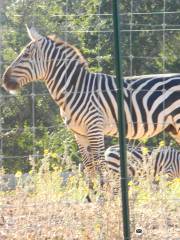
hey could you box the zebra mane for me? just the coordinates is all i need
[47,35,88,68]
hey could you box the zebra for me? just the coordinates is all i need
[2,26,180,185]
[105,145,180,180]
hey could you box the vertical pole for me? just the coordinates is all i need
[0,0,3,168]
[112,1,131,239]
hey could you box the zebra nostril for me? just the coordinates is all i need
[2,67,18,91]
[3,78,19,91]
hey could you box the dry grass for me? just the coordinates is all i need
[0,170,180,240]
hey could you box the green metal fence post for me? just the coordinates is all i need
[112,0,131,239]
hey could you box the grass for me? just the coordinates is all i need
[0,167,180,239]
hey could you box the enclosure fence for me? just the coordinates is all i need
[0,0,180,239]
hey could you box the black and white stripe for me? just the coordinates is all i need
[2,27,180,182]
[105,145,180,179]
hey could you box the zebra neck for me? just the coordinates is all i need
[45,62,89,106]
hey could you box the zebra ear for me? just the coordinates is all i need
[26,25,43,41]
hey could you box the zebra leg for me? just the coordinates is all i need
[74,133,97,201]
[87,126,107,188]
[74,133,95,176]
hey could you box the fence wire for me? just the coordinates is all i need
[0,0,180,239]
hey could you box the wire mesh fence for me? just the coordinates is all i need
[0,0,180,239]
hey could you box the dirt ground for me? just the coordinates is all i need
[0,190,180,240]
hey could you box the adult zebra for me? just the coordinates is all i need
[2,26,180,183]
[105,145,180,179]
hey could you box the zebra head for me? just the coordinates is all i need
[2,26,88,94]
[2,26,46,92]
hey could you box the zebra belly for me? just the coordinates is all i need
[104,121,167,139]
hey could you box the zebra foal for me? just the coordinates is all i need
[2,26,180,186]
[105,145,180,180]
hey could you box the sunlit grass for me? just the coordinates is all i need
[0,162,180,239]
